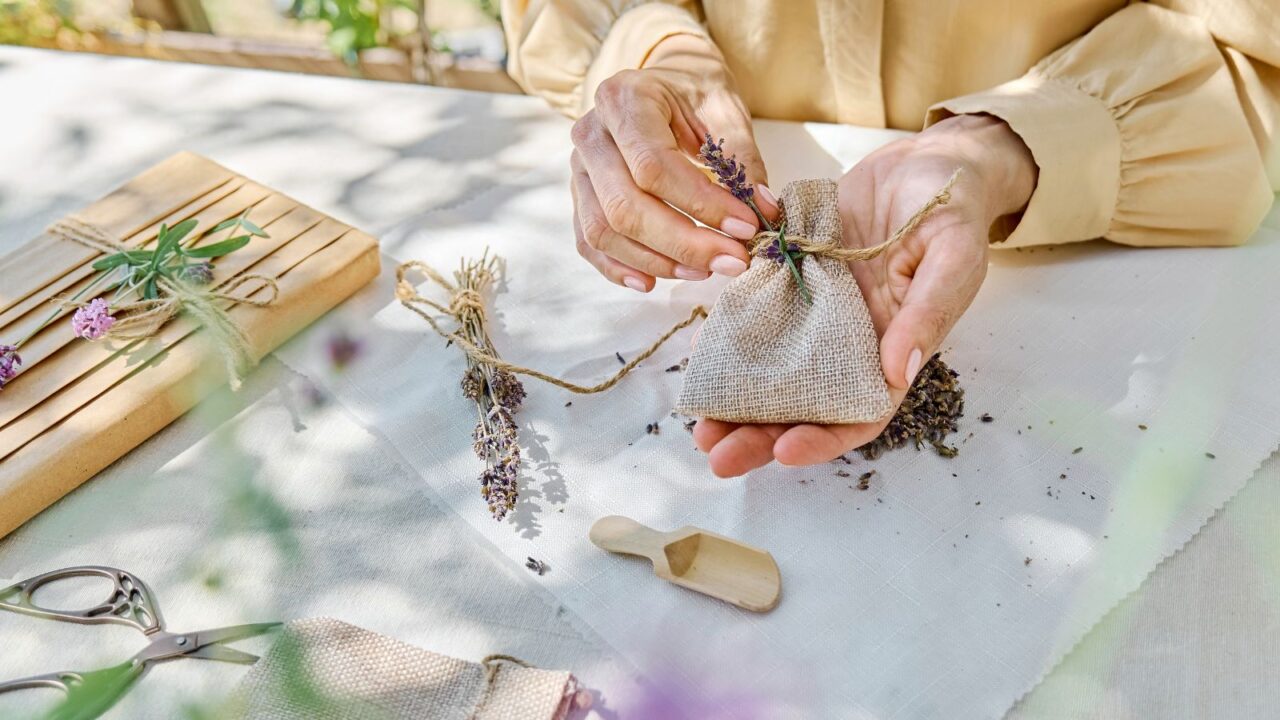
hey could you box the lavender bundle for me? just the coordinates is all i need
[450,255,528,520]
[397,254,704,520]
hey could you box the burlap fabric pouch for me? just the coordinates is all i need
[676,173,956,425]
[227,618,580,720]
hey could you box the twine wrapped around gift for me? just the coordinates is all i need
[396,259,706,394]
[45,216,279,391]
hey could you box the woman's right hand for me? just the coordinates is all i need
[570,34,779,292]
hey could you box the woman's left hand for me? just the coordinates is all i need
[693,114,1038,477]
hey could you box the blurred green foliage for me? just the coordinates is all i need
[287,0,416,66]
[289,0,500,66]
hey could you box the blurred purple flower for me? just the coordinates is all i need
[326,330,363,371]
[71,298,116,341]
[0,344,21,390]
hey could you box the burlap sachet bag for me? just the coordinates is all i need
[676,174,957,425]
[227,618,583,720]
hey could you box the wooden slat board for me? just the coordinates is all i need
[0,152,381,538]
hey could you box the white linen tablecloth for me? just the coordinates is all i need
[0,47,1278,719]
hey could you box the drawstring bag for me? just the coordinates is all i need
[675,173,957,425]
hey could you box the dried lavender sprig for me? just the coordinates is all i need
[452,252,528,521]
[699,134,773,231]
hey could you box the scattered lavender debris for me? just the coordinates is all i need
[861,354,963,460]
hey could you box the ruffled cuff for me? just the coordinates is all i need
[926,3,1273,248]
[928,76,1120,246]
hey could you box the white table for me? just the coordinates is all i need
[0,47,1276,719]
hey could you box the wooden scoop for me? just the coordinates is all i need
[589,515,781,612]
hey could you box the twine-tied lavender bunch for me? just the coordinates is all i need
[397,253,707,520]
[446,254,529,521]
[699,134,812,304]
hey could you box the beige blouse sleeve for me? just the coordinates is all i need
[928,1,1279,248]
[500,0,708,118]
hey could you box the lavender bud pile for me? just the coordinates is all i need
[861,353,964,460]
[452,255,529,521]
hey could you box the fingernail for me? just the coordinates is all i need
[757,184,778,208]
[905,348,923,386]
[674,264,710,281]
[721,217,757,240]
[623,276,647,292]
[709,254,748,277]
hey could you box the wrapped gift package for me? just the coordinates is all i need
[0,152,380,538]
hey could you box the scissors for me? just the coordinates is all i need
[0,565,280,720]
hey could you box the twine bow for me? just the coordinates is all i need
[748,168,961,263]
[395,259,705,394]
[46,216,279,390]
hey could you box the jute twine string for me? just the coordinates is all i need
[748,168,961,261]
[395,259,706,394]
[469,654,532,720]
[46,216,280,390]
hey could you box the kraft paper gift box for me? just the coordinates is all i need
[0,152,380,538]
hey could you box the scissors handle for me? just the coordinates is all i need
[0,669,86,695]
[0,661,146,720]
[0,566,163,635]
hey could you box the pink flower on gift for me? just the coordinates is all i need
[71,298,116,341]
[0,344,20,390]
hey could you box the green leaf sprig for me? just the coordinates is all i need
[773,221,812,306]
[93,212,267,301]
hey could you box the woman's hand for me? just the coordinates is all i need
[694,115,1037,477]
[570,34,779,292]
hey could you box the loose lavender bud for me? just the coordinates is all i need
[0,344,21,390]
[179,261,215,286]
[699,134,754,204]
[71,298,116,341]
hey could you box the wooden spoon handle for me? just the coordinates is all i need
[589,515,665,560]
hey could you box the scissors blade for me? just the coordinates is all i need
[184,643,260,665]
[191,621,282,648]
